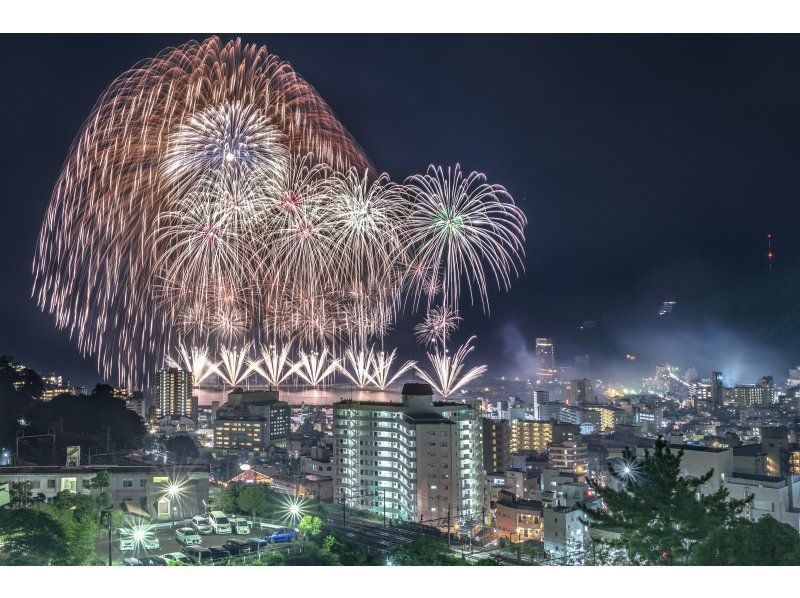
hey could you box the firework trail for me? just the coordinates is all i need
[166,343,217,385]
[414,336,488,398]
[339,347,376,389]
[404,164,527,314]
[213,344,256,387]
[247,344,297,388]
[370,349,416,391]
[33,37,526,387]
[293,349,340,387]
[413,306,462,347]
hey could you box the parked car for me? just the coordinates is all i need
[208,510,232,534]
[160,552,192,565]
[232,517,251,535]
[248,537,270,552]
[176,527,202,546]
[223,538,252,556]
[122,557,142,566]
[118,528,159,551]
[139,556,167,566]
[263,526,296,543]
[191,515,213,535]
[207,546,231,561]
[184,545,213,565]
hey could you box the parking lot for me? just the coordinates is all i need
[97,518,300,565]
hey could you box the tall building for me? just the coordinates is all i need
[789,366,800,389]
[482,418,510,473]
[711,371,724,416]
[535,338,556,384]
[510,420,553,453]
[548,439,588,474]
[567,378,594,405]
[213,389,290,457]
[725,379,775,409]
[581,404,617,433]
[532,390,548,420]
[156,368,196,421]
[333,383,483,523]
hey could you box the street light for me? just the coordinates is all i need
[164,479,184,528]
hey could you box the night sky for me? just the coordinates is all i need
[2,34,800,387]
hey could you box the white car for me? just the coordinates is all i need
[232,517,251,535]
[160,552,192,565]
[191,515,213,535]
[208,510,232,534]
[176,527,202,546]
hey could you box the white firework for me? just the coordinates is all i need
[167,343,217,385]
[370,349,416,391]
[404,164,526,313]
[214,344,256,387]
[248,344,296,388]
[339,347,376,389]
[414,336,488,397]
[293,348,340,387]
[413,306,462,347]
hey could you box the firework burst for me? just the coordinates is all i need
[414,336,488,398]
[33,37,526,387]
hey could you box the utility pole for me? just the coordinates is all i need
[447,505,451,548]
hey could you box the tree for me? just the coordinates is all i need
[0,508,68,565]
[39,503,100,565]
[580,437,751,565]
[90,470,113,509]
[390,537,462,566]
[164,434,199,464]
[237,484,281,518]
[213,482,246,514]
[9,481,33,509]
[692,515,800,565]
[298,515,323,537]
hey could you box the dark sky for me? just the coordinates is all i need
[2,34,800,387]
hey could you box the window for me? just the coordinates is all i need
[139,478,147,488]
[82,479,92,489]
[122,479,133,488]
[47,479,56,489]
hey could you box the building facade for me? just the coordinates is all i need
[510,420,553,453]
[0,464,209,520]
[333,383,484,523]
[482,418,511,473]
[156,368,196,421]
[213,389,290,458]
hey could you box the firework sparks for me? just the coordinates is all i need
[414,336,488,398]
[293,348,340,387]
[33,37,526,387]
[167,343,217,385]
[338,347,376,389]
[213,344,256,387]
[404,164,526,313]
[248,344,296,388]
[413,306,462,347]
[370,349,416,391]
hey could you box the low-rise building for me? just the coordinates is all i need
[0,464,209,520]
[543,505,585,557]
[494,489,544,542]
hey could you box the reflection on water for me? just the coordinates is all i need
[194,385,398,406]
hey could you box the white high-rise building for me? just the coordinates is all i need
[156,368,196,420]
[333,383,484,523]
